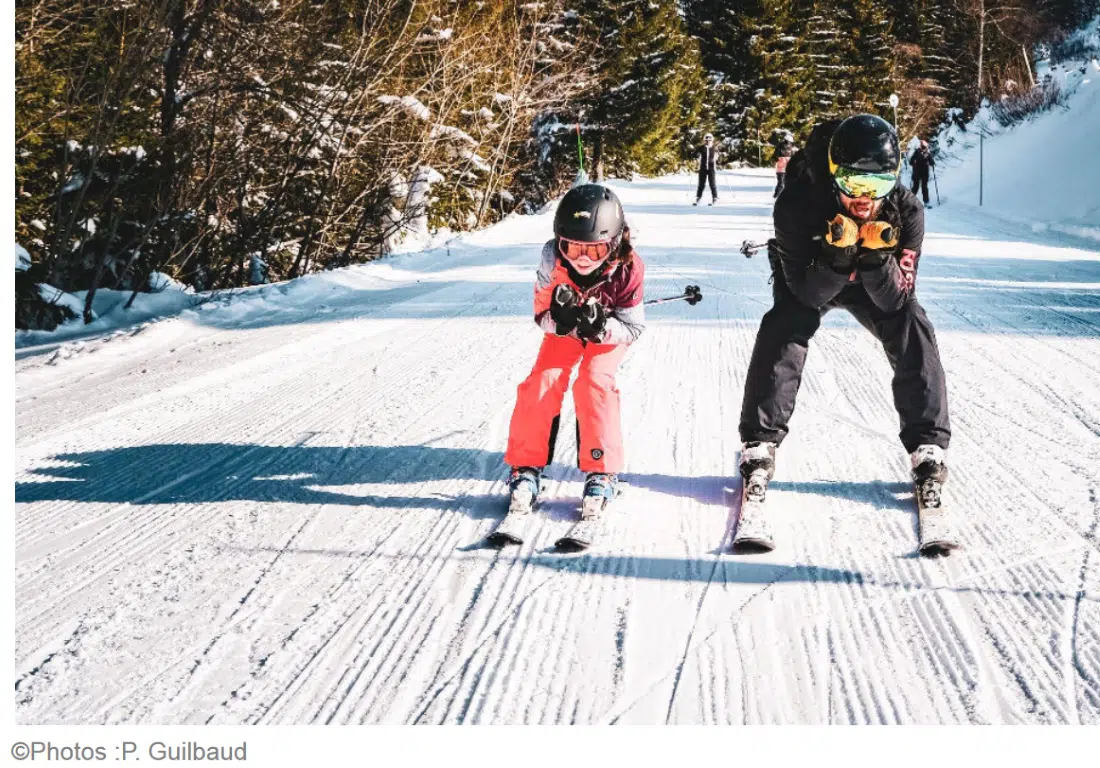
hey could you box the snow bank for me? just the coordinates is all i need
[933,17,1100,243]
[16,281,197,349]
[16,243,32,271]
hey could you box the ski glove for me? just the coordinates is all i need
[855,221,898,269]
[820,213,860,273]
[858,221,898,250]
[576,298,608,342]
[550,284,582,335]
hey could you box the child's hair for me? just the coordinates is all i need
[613,225,634,266]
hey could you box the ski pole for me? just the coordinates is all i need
[932,164,941,205]
[644,285,702,306]
[576,124,585,174]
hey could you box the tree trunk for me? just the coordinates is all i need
[977,6,985,100]
[593,131,604,182]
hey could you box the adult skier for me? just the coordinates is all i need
[694,133,719,206]
[909,139,935,206]
[737,114,954,555]
[501,184,646,540]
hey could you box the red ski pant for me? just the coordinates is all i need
[505,335,628,473]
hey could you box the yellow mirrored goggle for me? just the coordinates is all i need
[830,164,898,199]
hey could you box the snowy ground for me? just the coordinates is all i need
[14,171,1100,724]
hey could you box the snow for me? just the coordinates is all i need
[36,283,86,319]
[377,95,431,122]
[13,170,1100,724]
[934,20,1100,243]
[430,124,478,146]
[415,28,453,43]
[16,242,32,271]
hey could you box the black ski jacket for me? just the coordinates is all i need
[771,121,926,313]
[909,148,934,179]
[697,145,719,172]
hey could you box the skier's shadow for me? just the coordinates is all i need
[17,442,913,522]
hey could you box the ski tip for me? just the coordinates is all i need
[731,537,775,555]
[554,537,590,553]
[485,532,523,547]
[919,541,961,558]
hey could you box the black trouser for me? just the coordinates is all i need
[774,172,786,199]
[696,168,717,201]
[739,278,950,454]
[911,173,930,203]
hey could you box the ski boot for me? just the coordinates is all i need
[507,466,542,516]
[554,473,619,552]
[581,472,619,520]
[911,445,959,556]
[733,441,777,553]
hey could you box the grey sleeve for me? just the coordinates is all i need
[534,240,560,332]
[600,303,646,345]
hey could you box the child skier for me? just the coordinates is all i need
[503,184,646,519]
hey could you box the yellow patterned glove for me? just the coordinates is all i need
[825,214,860,247]
[858,221,899,250]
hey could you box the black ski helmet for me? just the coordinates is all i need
[828,114,901,176]
[553,184,625,243]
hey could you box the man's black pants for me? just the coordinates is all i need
[739,278,950,453]
[696,169,717,201]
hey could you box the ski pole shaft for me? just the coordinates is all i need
[933,165,940,205]
[644,285,702,306]
[576,124,584,172]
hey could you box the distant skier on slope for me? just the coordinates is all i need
[502,184,646,522]
[737,114,956,555]
[694,132,720,206]
[909,139,935,206]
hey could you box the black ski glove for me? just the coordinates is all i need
[550,284,581,335]
[576,299,608,342]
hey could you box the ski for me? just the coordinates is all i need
[731,471,775,554]
[485,481,539,547]
[916,491,960,557]
[554,481,624,553]
[911,447,960,557]
[731,444,777,554]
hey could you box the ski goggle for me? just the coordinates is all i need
[830,164,898,200]
[558,236,614,262]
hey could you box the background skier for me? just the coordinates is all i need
[694,132,720,206]
[503,184,646,517]
[909,139,935,206]
[737,114,954,553]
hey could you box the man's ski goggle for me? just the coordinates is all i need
[558,236,614,262]
[830,164,898,200]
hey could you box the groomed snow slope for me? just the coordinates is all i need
[14,172,1100,724]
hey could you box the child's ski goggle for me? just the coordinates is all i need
[558,236,614,262]
[830,164,898,199]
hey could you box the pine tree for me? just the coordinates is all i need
[682,1,758,155]
[741,0,814,165]
[574,0,707,177]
